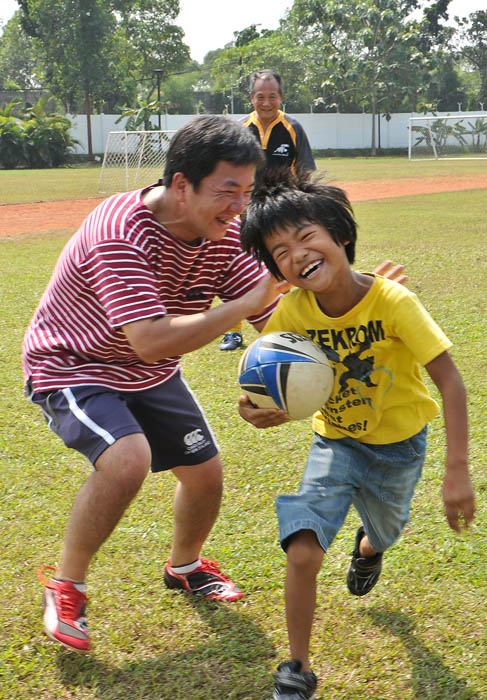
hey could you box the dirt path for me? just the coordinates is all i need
[2,173,487,237]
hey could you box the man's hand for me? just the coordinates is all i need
[373,260,408,285]
[244,274,292,317]
[238,394,290,428]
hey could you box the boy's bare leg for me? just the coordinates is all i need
[359,533,377,557]
[285,530,324,672]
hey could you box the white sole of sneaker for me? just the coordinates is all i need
[42,627,91,653]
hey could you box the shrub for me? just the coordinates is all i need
[0,96,77,169]
[0,115,27,169]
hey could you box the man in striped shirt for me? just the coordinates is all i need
[24,116,288,653]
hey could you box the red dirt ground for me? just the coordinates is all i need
[1,173,487,237]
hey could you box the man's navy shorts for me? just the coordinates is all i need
[29,371,220,471]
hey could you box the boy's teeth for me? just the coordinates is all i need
[302,261,320,277]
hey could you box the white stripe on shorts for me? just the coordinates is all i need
[62,387,116,446]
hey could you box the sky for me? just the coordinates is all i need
[0,0,485,62]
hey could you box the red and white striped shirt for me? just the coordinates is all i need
[23,186,276,393]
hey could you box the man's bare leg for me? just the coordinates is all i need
[169,455,223,567]
[58,433,152,582]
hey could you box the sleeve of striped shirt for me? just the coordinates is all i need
[79,240,166,328]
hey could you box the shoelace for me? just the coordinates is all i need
[37,564,88,617]
[199,558,231,583]
[37,564,57,586]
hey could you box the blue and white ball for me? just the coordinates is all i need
[238,332,334,420]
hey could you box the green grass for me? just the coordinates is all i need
[319,156,487,183]
[0,163,103,204]
[1,157,487,204]
[0,189,486,699]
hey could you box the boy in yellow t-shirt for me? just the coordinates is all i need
[238,168,475,700]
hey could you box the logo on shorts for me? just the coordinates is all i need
[184,429,205,447]
[183,428,211,455]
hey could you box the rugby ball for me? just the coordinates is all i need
[238,332,334,420]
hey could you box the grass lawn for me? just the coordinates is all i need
[1,156,487,204]
[0,186,485,699]
[319,155,487,183]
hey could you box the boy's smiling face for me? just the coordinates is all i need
[266,220,352,297]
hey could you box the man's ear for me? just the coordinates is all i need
[171,171,190,202]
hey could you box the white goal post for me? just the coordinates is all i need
[408,114,487,160]
[97,130,176,194]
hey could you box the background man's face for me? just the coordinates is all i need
[250,77,282,125]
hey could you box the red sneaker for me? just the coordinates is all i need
[38,566,90,652]
[164,558,243,601]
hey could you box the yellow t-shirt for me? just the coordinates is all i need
[263,275,452,444]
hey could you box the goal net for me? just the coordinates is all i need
[97,130,176,194]
[408,114,487,160]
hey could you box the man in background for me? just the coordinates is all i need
[220,69,316,351]
[242,69,316,172]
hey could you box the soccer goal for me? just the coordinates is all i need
[97,130,176,194]
[408,114,487,160]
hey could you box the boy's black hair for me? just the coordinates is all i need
[163,115,264,190]
[240,167,357,280]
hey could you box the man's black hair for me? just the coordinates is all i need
[249,69,283,96]
[240,167,357,280]
[163,115,264,190]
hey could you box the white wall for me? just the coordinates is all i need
[68,111,487,155]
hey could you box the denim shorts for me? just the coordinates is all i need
[276,427,427,553]
[29,371,220,471]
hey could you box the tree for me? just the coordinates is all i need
[424,51,467,111]
[456,11,487,109]
[158,68,201,114]
[18,0,117,159]
[113,0,190,79]
[234,24,262,48]
[211,31,316,113]
[418,0,452,52]
[0,11,41,89]
[284,0,434,153]
[16,0,190,158]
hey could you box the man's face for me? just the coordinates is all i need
[250,76,282,125]
[179,161,256,242]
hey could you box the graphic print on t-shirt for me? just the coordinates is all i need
[263,275,448,443]
[307,320,393,436]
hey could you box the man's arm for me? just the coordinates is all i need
[122,274,286,363]
[425,350,475,532]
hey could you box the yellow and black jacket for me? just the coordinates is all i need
[242,110,315,171]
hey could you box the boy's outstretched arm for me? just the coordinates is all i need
[425,351,476,532]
